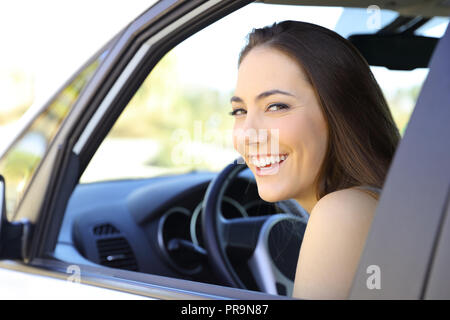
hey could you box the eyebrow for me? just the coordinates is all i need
[230,89,295,104]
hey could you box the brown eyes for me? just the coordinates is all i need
[267,103,289,112]
[229,103,290,117]
[229,108,246,116]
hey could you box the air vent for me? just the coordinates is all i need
[93,223,120,236]
[96,237,138,271]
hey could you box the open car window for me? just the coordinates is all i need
[81,3,447,184]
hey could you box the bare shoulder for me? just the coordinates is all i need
[293,188,379,299]
[312,187,379,222]
[306,187,379,248]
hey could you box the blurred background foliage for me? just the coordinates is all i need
[0,59,101,215]
[103,49,236,171]
[388,85,421,136]
[110,50,234,138]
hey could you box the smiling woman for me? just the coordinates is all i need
[231,20,401,299]
[231,47,328,213]
[233,21,400,205]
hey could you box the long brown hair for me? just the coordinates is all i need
[239,21,400,200]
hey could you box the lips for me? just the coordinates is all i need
[247,154,289,176]
[249,154,288,168]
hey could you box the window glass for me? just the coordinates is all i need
[415,17,449,37]
[372,16,448,135]
[81,2,437,183]
[0,56,103,219]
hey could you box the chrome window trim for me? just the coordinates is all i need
[0,259,285,300]
[73,43,150,155]
[72,0,223,155]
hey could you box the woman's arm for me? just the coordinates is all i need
[293,188,378,299]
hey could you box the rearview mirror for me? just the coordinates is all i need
[349,33,438,70]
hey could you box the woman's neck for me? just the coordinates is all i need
[294,192,318,215]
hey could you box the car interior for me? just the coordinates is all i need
[42,0,448,297]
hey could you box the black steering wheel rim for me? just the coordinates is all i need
[201,157,309,293]
[201,158,248,288]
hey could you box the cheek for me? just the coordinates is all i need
[232,122,245,155]
[300,113,328,166]
[281,111,328,164]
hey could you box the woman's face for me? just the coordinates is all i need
[231,46,328,210]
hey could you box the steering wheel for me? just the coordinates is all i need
[201,157,309,296]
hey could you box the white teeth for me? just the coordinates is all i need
[250,155,288,168]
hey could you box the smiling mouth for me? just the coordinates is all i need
[249,154,288,169]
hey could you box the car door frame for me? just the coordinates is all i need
[349,22,450,299]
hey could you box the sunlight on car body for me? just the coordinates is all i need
[0,266,150,300]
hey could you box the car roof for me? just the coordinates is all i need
[258,0,450,17]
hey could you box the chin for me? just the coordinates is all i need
[258,189,286,203]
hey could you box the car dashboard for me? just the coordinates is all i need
[56,169,280,288]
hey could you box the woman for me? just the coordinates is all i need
[230,21,400,299]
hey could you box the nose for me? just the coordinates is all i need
[233,112,274,157]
